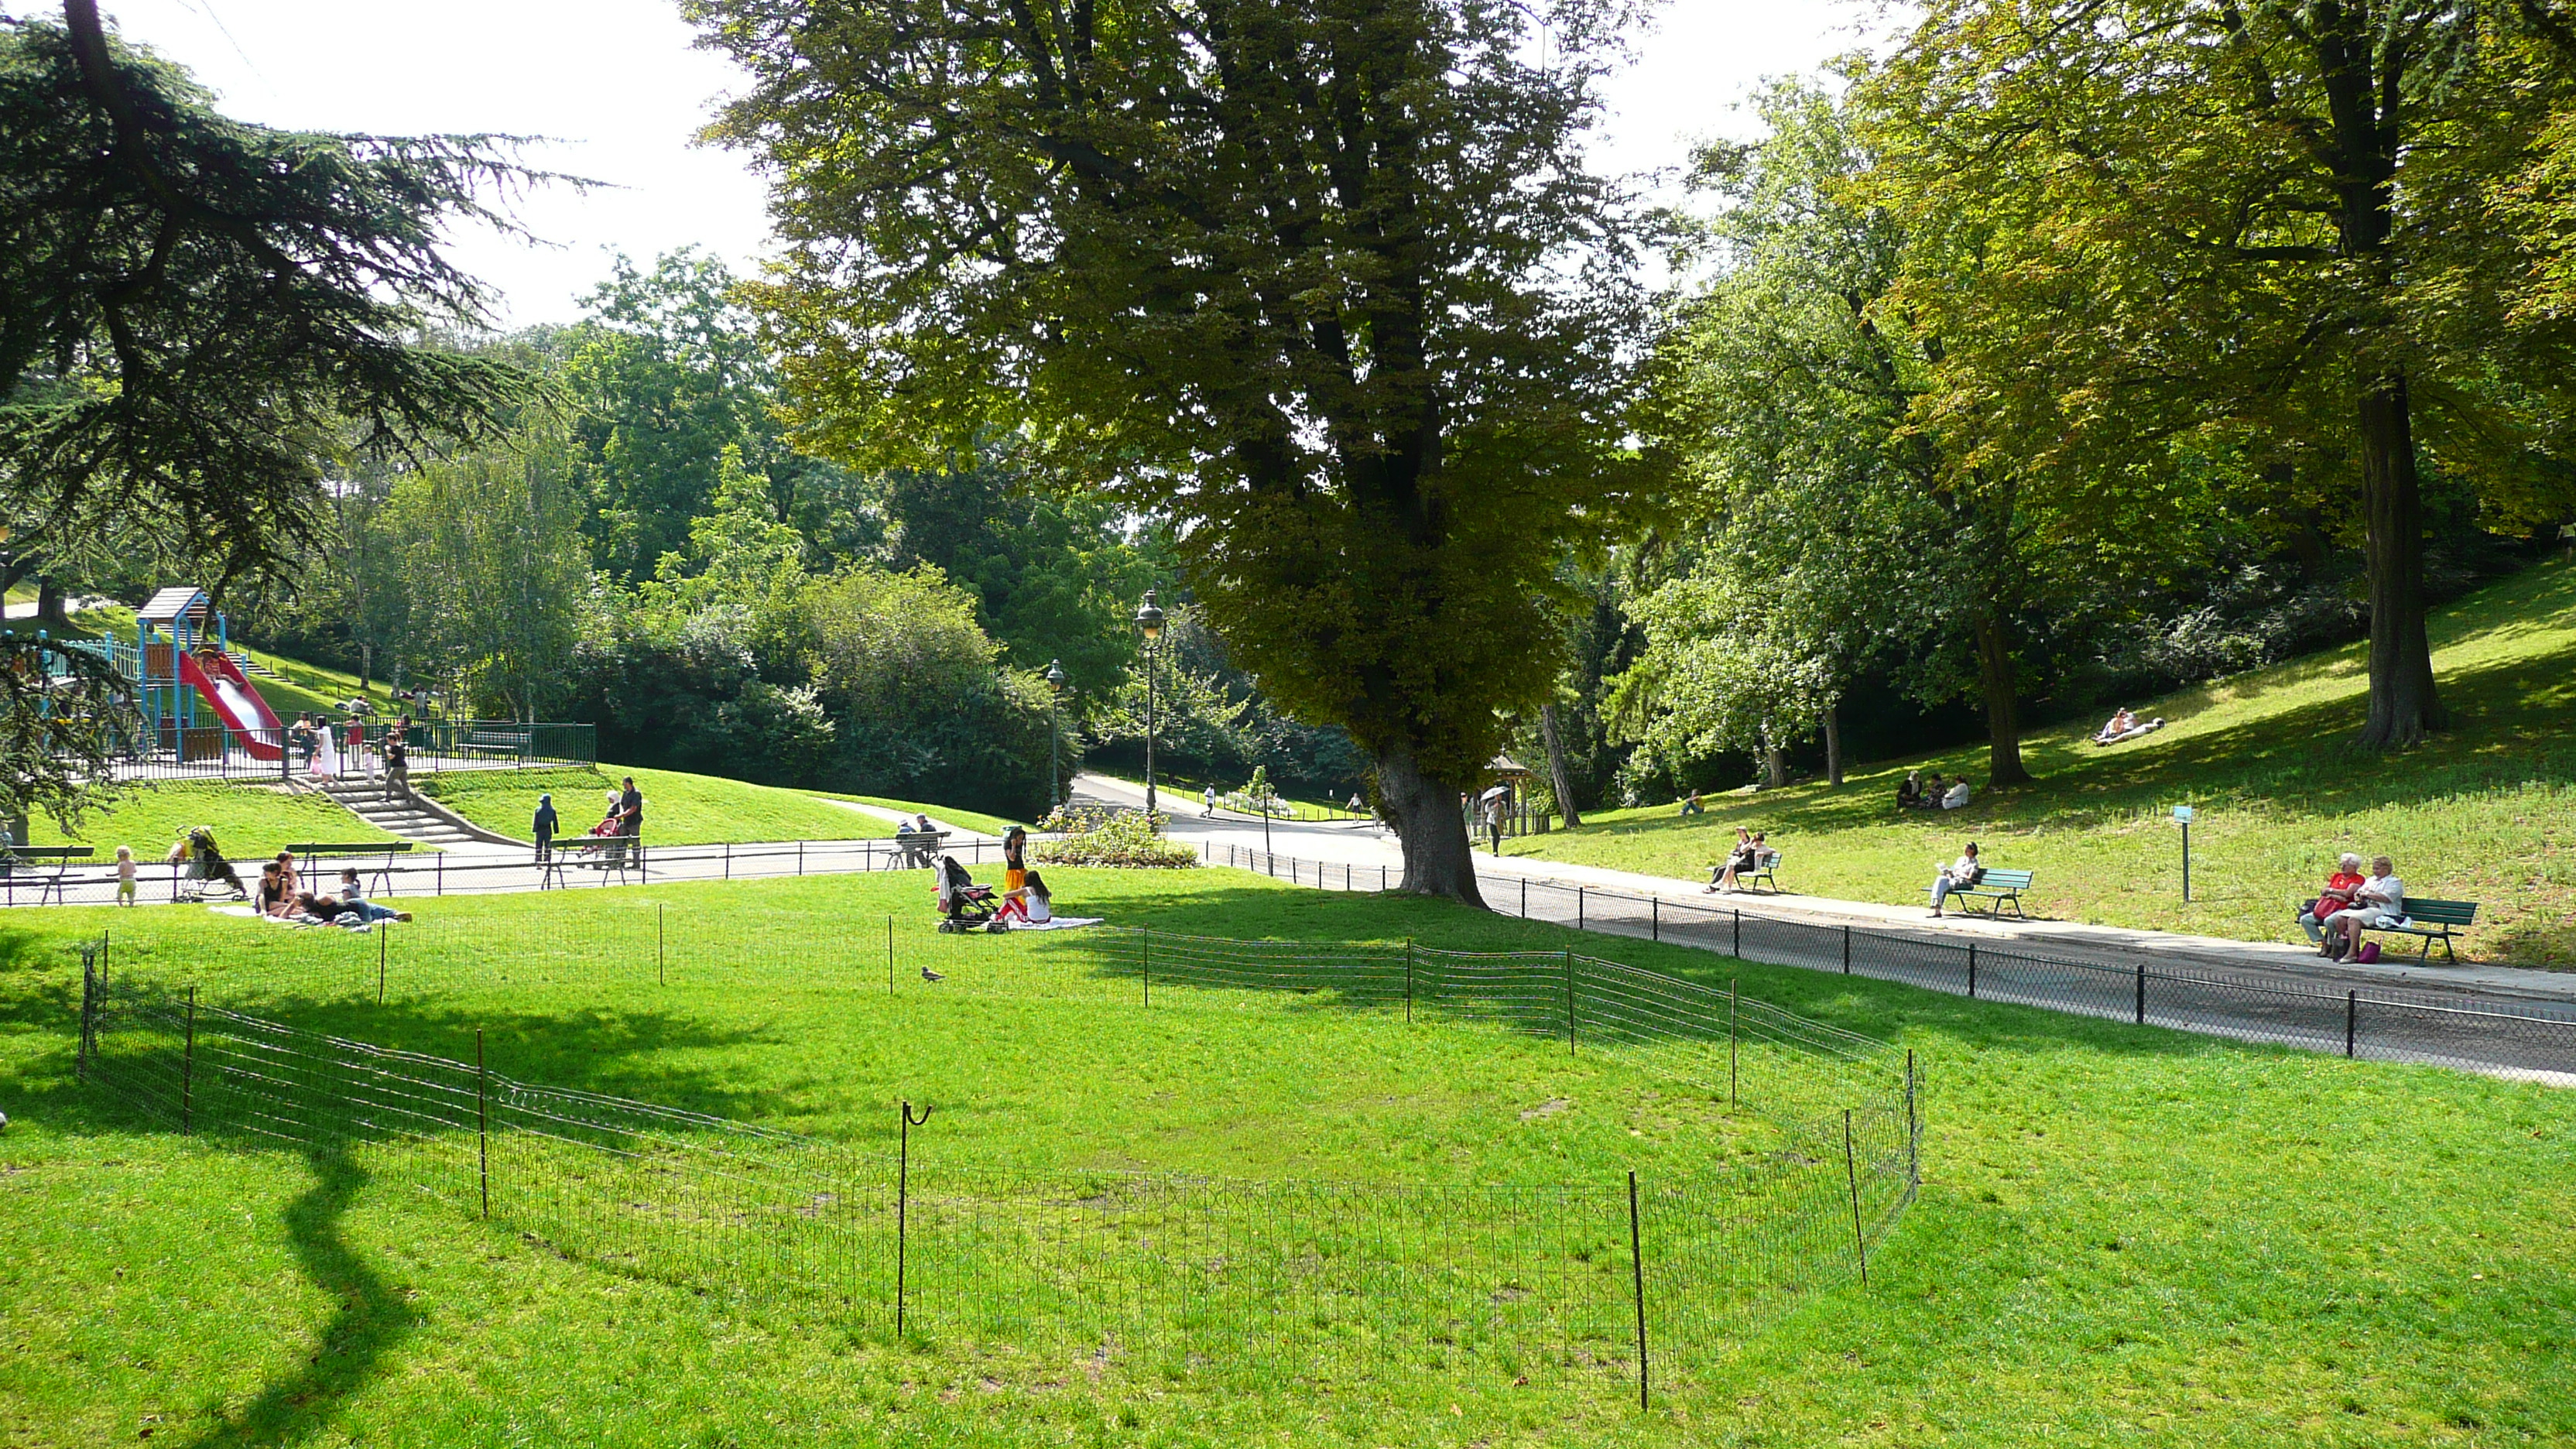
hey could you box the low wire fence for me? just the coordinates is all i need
[1207,841,2576,1083]
[74,718,597,787]
[74,927,1919,1406]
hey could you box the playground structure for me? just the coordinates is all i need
[22,585,598,784]
[133,587,282,763]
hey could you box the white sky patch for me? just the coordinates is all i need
[98,1,1863,327]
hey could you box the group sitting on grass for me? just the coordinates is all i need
[2092,706,2167,745]
[1897,772,1974,811]
[2300,854,2408,962]
[255,858,412,929]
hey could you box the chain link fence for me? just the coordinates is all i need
[74,927,1917,1407]
[1208,842,2576,1082]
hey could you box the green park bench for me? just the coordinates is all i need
[2358,898,2479,964]
[1735,848,1783,893]
[459,728,533,759]
[2,845,94,906]
[286,841,415,897]
[894,829,949,870]
[1951,867,2036,920]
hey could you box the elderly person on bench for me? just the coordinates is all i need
[2297,853,2366,944]
[2320,856,2404,961]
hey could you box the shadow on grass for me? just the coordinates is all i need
[179,1146,406,1449]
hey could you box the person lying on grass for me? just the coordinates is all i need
[336,868,412,924]
[2297,854,2367,945]
[2095,706,2139,742]
[2320,857,2405,961]
[1928,843,1984,916]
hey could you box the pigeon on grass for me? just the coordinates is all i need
[920,967,944,982]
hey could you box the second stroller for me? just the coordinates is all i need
[933,855,1005,933]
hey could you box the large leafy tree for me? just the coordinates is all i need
[691,0,1653,901]
[1866,2,2576,750]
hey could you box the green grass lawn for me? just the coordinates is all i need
[415,765,897,845]
[831,793,1021,836]
[1512,560,2576,967]
[21,779,399,855]
[2,868,2569,1445]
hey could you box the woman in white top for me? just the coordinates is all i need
[1941,777,1973,809]
[1928,843,1982,916]
[2321,856,2405,960]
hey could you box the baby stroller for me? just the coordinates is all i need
[933,855,1004,933]
[176,825,248,900]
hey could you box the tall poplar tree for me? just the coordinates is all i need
[690,0,1653,900]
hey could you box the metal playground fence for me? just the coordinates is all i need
[74,928,1919,1406]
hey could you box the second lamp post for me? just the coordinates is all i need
[1134,591,1163,818]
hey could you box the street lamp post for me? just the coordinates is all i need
[1134,591,1164,818]
[1044,659,1067,813]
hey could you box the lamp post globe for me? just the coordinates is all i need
[1044,659,1067,812]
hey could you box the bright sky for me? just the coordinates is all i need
[100,0,1867,328]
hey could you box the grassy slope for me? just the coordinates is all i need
[2,869,2569,1446]
[831,793,1021,836]
[415,766,896,845]
[1512,560,2576,966]
[22,779,399,853]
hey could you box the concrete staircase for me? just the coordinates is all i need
[313,776,517,851]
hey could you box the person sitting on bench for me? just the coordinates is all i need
[2320,856,2404,961]
[1708,828,1769,894]
[1928,843,1983,917]
[2297,853,2366,944]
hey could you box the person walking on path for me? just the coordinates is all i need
[1202,785,1216,817]
[533,793,560,862]
[382,732,410,801]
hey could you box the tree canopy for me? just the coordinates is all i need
[692,0,1655,899]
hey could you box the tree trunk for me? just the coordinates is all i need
[1538,701,1582,829]
[1971,611,2031,786]
[36,576,70,629]
[1823,697,1844,787]
[1374,745,1485,906]
[1761,725,1788,790]
[2355,375,2444,750]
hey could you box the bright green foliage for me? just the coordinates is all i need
[378,427,596,719]
[690,0,1656,898]
[2,872,2569,1441]
[1862,1,2576,750]
[556,251,863,581]
[1029,807,1199,868]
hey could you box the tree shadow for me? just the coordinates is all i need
[177,1144,406,1449]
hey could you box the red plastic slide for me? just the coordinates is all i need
[176,649,285,761]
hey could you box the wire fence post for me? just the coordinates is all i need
[1728,978,1738,1108]
[1843,1108,1868,1286]
[1733,909,1742,959]
[476,1029,490,1219]
[1564,948,1576,1055]
[2135,961,2147,1025]
[2346,990,2358,1058]
[377,924,388,1005]
[1905,1050,1920,1189]
[1142,926,1152,1007]
[77,959,94,1082]
[1577,887,1584,931]
[1628,1169,1649,1412]
[1405,938,1415,1024]
[1651,896,1659,942]
[798,840,805,876]
[436,851,444,896]
[1842,925,1852,975]
[1967,944,1978,999]
[887,916,895,995]
[723,841,732,880]
[1520,877,1528,918]
[657,904,666,988]
[180,985,197,1136]
[896,1099,931,1337]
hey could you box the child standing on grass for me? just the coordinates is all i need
[114,844,135,906]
